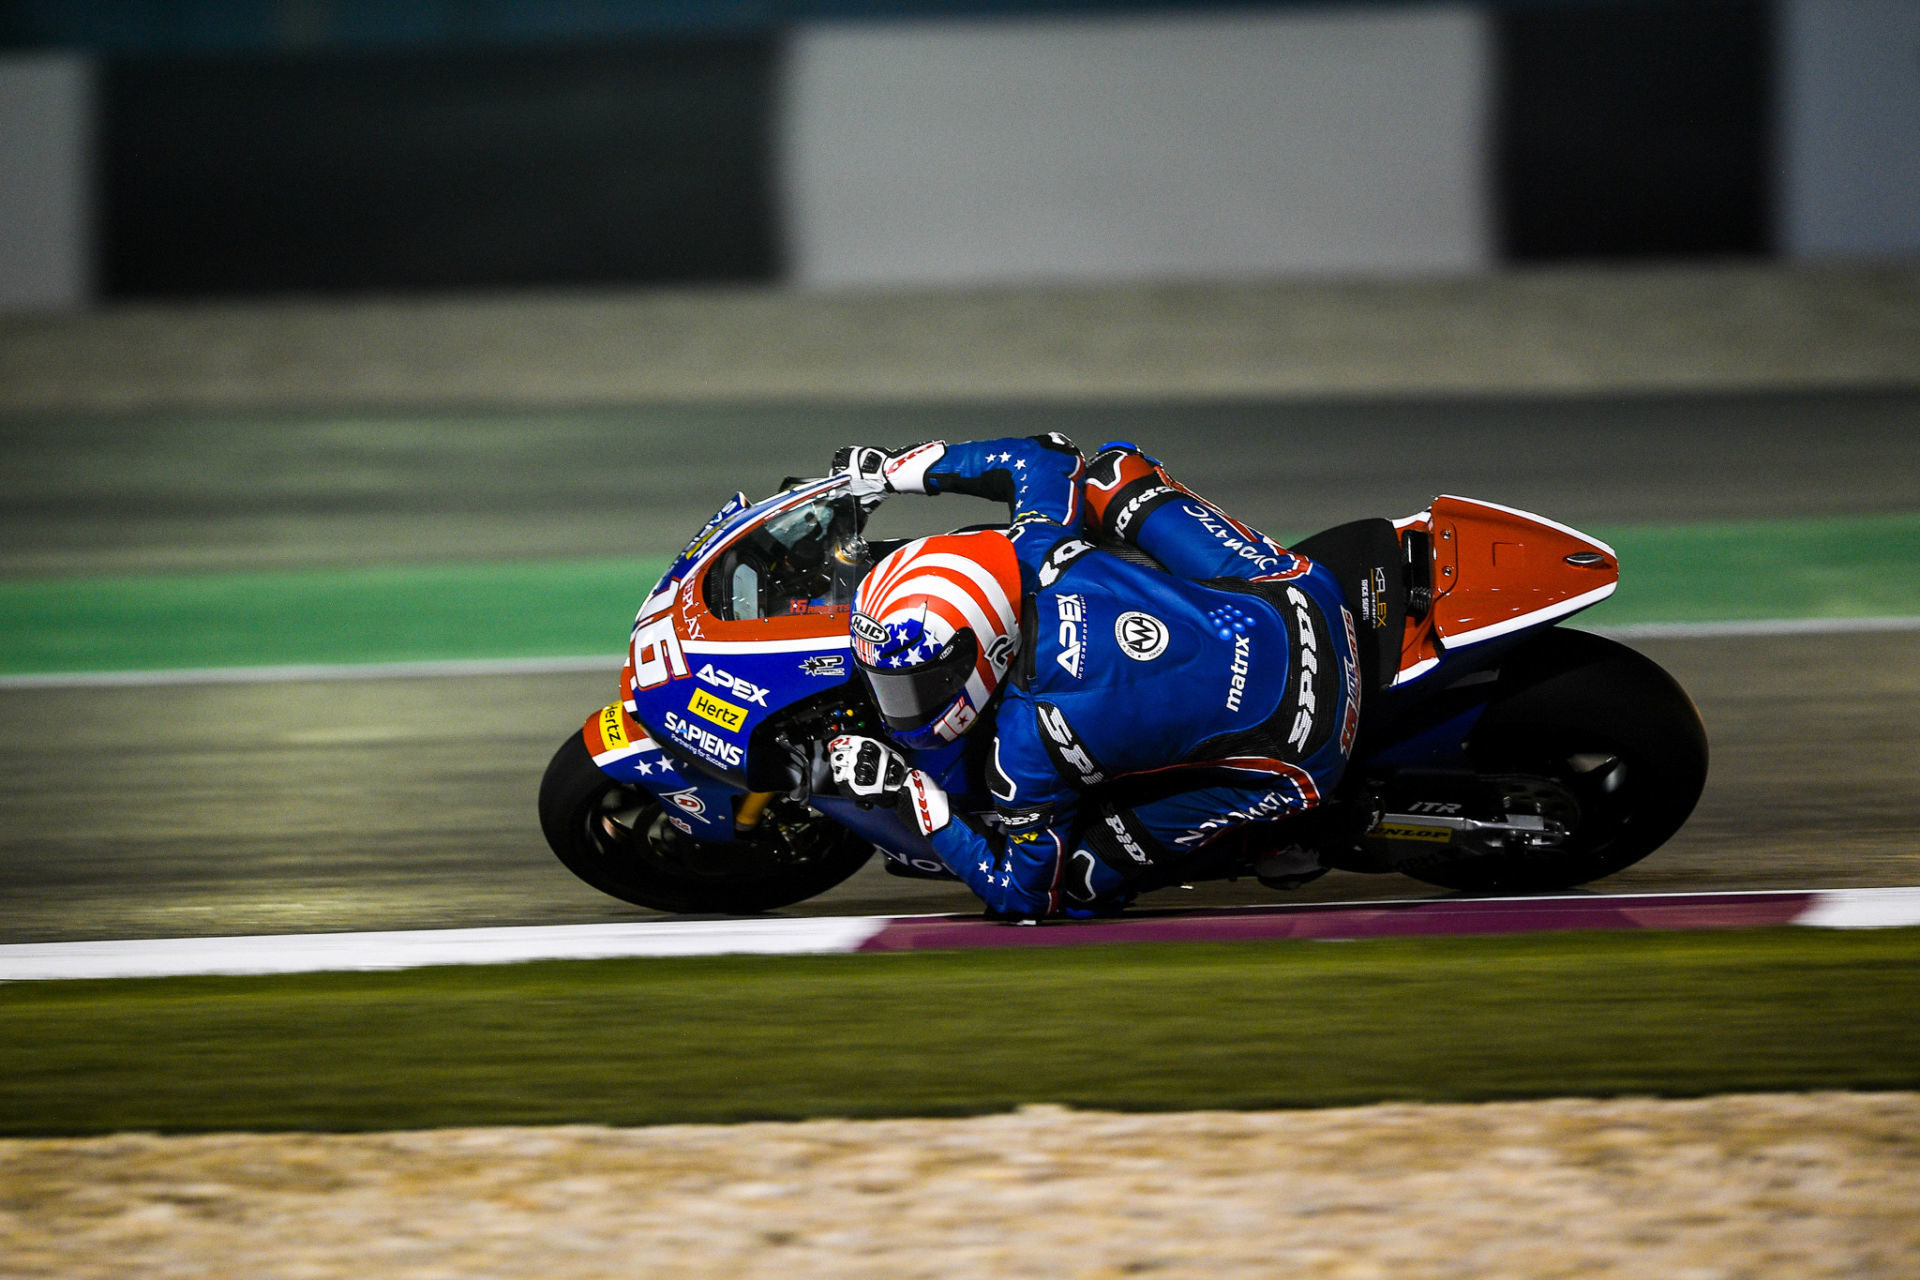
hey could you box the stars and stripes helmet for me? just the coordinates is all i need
[849,531,1023,748]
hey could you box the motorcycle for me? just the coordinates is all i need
[538,474,1708,913]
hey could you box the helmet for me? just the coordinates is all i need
[850,531,1023,748]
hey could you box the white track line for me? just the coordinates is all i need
[3,890,1917,983]
[1793,886,1920,929]
[0,919,890,982]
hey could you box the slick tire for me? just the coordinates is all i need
[538,731,873,914]
[1397,630,1709,893]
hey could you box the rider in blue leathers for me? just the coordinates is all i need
[828,434,1361,920]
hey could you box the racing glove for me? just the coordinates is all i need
[828,734,908,804]
[830,442,948,500]
[826,734,951,835]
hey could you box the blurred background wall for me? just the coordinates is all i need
[1,0,1916,312]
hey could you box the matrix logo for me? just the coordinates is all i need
[1224,633,1252,711]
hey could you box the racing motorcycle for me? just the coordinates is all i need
[538,476,1708,913]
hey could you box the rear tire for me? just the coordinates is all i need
[538,732,873,913]
[1396,630,1708,893]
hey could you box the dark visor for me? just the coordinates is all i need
[857,630,979,732]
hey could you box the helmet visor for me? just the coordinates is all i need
[857,630,979,733]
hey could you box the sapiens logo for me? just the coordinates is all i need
[662,711,745,768]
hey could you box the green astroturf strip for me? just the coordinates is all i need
[2,514,1919,675]
[1,929,1917,1137]
[0,557,670,675]
[1584,513,1920,625]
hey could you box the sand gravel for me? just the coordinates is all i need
[2,1092,1916,1278]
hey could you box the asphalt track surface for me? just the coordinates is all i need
[7,390,1920,577]
[2,392,1917,944]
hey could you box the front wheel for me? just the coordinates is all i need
[1395,629,1709,893]
[538,731,874,913]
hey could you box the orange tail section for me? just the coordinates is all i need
[1394,496,1618,685]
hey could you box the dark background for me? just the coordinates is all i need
[6,0,1776,297]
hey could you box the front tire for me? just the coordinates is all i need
[1396,629,1708,893]
[538,731,873,913]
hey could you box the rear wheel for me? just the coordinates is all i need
[1396,630,1708,892]
[538,731,873,913]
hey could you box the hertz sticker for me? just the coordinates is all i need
[688,688,748,733]
[598,703,629,751]
[1376,824,1454,844]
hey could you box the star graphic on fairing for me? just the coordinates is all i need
[635,760,653,775]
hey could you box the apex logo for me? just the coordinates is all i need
[696,663,768,707]
[1055,593,1087,678]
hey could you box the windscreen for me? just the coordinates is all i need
[705,492,871,621]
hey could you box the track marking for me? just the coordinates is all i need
[3,889,1917,982]
[0,919,890,982]
[1794,886,1920,929]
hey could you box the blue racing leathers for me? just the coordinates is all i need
[884,434,1361,918]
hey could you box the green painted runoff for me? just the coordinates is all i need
[1,928,1916,1136]
[3,514,1919,676]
